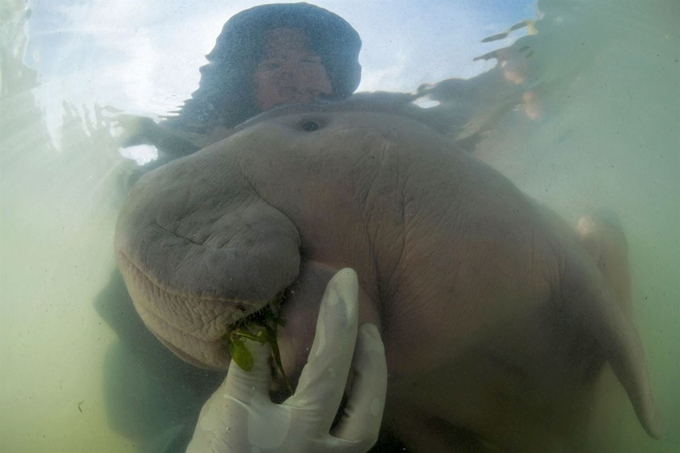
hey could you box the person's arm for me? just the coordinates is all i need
[115,114,201,159]
[186,268,388,453]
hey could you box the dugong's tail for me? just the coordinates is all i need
[565,250,662,439]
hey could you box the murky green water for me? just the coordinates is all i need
[1,0,677,452]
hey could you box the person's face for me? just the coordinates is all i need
[253,28,333,111]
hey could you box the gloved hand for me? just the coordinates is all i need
[186,268,388,453]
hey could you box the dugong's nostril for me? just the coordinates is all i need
[302,121,320,132]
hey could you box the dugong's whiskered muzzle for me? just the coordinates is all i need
[115,248,262,370]
[114,135,302,370]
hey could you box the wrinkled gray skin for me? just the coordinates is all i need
[115,103,660,452]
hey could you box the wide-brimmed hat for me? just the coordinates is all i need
[171,3,362,132]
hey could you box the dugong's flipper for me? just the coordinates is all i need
[577,210,632,318]
[563,243,662,438]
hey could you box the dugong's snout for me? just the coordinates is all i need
[114,155,302,370]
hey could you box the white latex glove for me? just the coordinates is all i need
[186,268,388,453]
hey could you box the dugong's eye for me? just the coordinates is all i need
[302,121,320,132]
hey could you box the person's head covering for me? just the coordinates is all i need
[167,3,362,132]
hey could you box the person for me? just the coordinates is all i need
[114,4,537,170]
[100,4,399,452]
[116,2,361,166]
[186,269,388,453]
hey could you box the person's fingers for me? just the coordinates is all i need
[291,268,359,423]
[332,323,387,446]
[223,339,273,401]
[188,340,275,453]
[188,341,270,452]
[187,342,270,453]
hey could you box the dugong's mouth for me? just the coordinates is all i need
[116,250,294,371]
[222,290,292,391]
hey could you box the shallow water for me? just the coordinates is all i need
[1,0,678,452]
